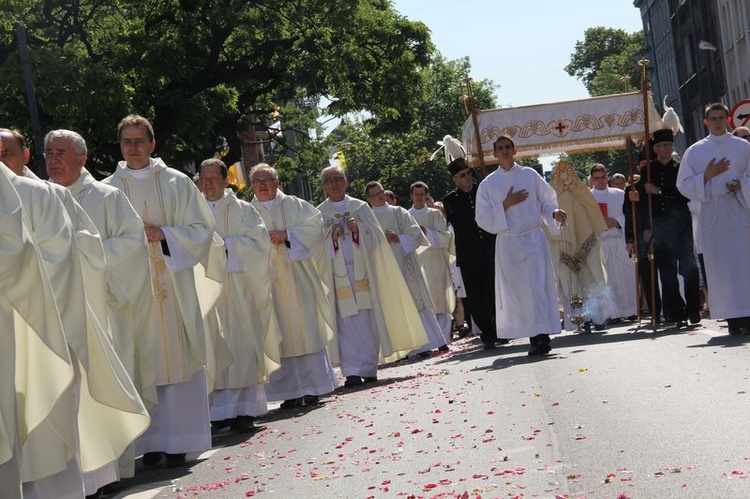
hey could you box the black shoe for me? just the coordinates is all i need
[728,325,743,335]
[497,338,510,345]
[362,376,378,384]
[230,415,257,434]
[164,453,187,468]
[457,325,472,338]
[303,395,321,406]
[141,451,164,467]
[280,397,303,409]
[483,340,496,350]
[344,376,364,388]
[211,419,232,430]
[529,334,551,355]
[437,344,450,353]
[689,312,702,325]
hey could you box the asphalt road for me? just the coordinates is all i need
[111,317,750,498]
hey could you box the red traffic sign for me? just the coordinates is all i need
[729,99,750,130]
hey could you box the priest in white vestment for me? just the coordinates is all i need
[45,129,160,489]
[677,102,750,334]
[199,159,281,431]
[547,161,616,331]
[0,164,76,499]
[475,136,567,355]
[317,167,429,388]
[408,181,456,341]
[102,115,217,467]
[249,164,338,409]
[365,181,449,356]
[589,164,637,320]
[3,134,150,496]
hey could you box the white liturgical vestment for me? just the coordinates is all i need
[475,164,563,339]
[677,133,750,319]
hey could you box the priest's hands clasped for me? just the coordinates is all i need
[144,223,165,242]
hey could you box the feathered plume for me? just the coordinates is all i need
[662,95,684,134]
[429,135,467,164]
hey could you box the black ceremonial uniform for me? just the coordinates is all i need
[444,183,497,346]
[626,157,700,323]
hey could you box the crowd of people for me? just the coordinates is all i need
[1,101,749,498]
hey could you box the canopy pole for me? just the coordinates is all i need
[638,58,657,332]
[625,138,641,323]
[465,77,487,178]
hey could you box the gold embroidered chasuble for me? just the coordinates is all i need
[548,162,608,306]
[208,190,281,389]
[317,196,428,364]
[251,190,333,358]
[102,158,219,385]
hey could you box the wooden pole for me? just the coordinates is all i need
[625,138,641,323]
[638,59,657,331]
[465,77,487,177]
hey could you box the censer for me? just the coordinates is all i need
[569,292,587,333]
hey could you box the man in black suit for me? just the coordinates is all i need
[625,129,700,326]
[443,158,502,349]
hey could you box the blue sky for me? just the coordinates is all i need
[391,0,644,107]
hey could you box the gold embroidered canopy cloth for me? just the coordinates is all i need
[461,91,664,166]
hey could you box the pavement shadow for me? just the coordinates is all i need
[434,323,702,367]
[687,333,750,349]
[109,454,210,498]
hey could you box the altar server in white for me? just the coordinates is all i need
[475,135,567,355]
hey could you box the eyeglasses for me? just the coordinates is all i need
[367,189,385,198]
[251,178,276,186]
[323,176,346,185]
[454,170,472,179]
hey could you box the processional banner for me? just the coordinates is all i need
[461,92,664,166]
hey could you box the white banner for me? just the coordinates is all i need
[461,92,664,166]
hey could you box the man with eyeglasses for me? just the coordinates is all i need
[589,163,637,322]
[198,158,281,434]
[443,157,501,349]
[45,129,159,492]
[678,102,750,335]
[475,135,567,355]
[249,163,339,408]
[103,114,218,469]
[317,166,427,387]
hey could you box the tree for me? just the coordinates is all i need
[312,54,497,205]
[564,27,645,97]
[563,27,645,176]
[0,0,433,174]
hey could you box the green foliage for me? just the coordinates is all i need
[0,0,432,174]
[558,149,634,178]
[314,54,497,206]
[565,27,645,96]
